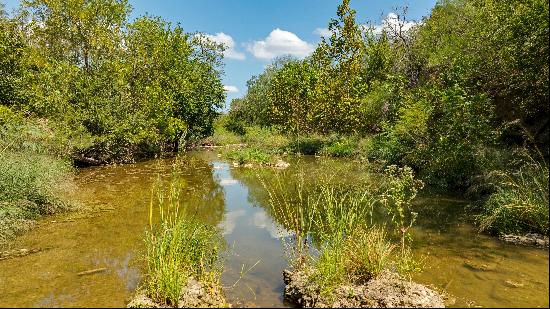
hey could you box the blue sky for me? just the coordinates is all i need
[2,0,437,109]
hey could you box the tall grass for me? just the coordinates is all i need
[0,108,75,244]
[143,172,224,307]
[478,150,549,235]
[263,171,419,298]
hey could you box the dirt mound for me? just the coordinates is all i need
[127,278,229,308]
[283,269,445,308]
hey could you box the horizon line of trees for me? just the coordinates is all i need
[1,0,227,163]
[225,0,549,189]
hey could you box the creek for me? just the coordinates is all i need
[0,151,547,307]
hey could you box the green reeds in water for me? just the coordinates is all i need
[263,169,422,298]
[144,169,224,307]
[478,150,549,235]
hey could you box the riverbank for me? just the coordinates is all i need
[206,123,549,243]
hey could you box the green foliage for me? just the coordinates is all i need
[477,151,549,235]
[1,0,226,163]
[0,5,25,106]
[264,171,422,298]
[380,166,424,252]
[413,0,549,147]
[320,138,357,157]
[0,110,74,244]
[285,136,327,155]
[224,148,274,165]
[144,173,224,306]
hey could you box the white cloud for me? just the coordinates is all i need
[223,85,239,93]
[313,27,332,38]
[218,209,246,235]
[251,211,293,239]
[373,12,418,35]
[202,32,246,60]
[247,28,315,60]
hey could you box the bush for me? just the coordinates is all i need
[320,138,358,157]
[285,136,327,155]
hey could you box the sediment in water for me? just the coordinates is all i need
[283,268,445,308]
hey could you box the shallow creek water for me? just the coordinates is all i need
[0,151,548,307]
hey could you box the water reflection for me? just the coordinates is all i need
[0,152,547,308]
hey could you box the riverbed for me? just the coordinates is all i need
[0,151,548,307]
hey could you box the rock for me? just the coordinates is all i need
[243,163,254,168]
[283,268,445,308]
[504,279,524,288]
[501,233,549,248]
[274,160,290,169]
[127,278,229,308]
[463,260,496,272]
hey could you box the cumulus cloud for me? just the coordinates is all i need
[201,32,246,60]
[251,211,293,239]
[223,85,239,93]
[373,12,418,35]
[247,28,315,60]
[313,27,332,38]
[219,178,238,185]
[218,209,246,235]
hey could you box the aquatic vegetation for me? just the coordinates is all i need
[223,148,276,165]
[380,165,424,252]
[477,151,549,236]
[264,169,423,300]
[140,172,225,307]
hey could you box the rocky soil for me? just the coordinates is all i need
[283,269,445,308]
[501,233,549,248]
[127,278,229,308]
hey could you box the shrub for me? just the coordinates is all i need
[320,138,357,157]
[285,136,327,155]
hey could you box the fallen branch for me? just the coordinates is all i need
[77,267,108,276]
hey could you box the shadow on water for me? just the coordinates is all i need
[0,151,547,308]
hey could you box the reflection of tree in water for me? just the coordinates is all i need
[411,197,469,233]
[148,155,226,227]
[229,157,381,234]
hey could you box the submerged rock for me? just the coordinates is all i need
[127,278,229,308]
[283,269,445,308]
[273,159,290,169]
[501,233,549,248]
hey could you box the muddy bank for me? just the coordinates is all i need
[127,278,229,308]
[501,233,549,248]
[283,269,445,308]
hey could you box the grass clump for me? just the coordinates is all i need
[477,150,549,236]
[224,147,276,165]
[264,167,423,299]
[140,172,225,307]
